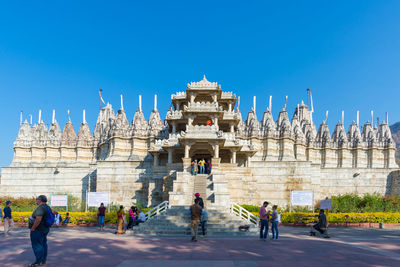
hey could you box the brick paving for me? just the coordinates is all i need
[0,226,399,267]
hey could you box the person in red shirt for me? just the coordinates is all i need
[259,201,270,241]
[98,203,106,231]
[206,120,212,126]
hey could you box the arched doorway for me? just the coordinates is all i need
[189,142,213,162]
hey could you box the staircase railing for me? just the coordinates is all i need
[144,201,169,222]
[230,203,259,225]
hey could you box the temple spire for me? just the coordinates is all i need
[139,94,142,112]
[324,110,329,124]
[67,109,71,122]
[83,109,86,124]
[52,109,55,124]
[237,96,240,110]
[120,94,124,110]
[154,94,158,111]
[30,114,32,125]
[284,96,288,110]
[386,112,389,125]
[20,110,23,125]
[269,95,272,112]
[371,110,374,128]
[342,110,344,125]
[38,109,42,124]
[253,96,256,113]
[357,110,360,126]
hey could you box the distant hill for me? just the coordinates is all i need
[390,122,400,166]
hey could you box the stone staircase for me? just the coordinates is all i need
[192,174,209,204]
[131,206,258,236]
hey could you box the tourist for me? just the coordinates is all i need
[98,203,106,231]
[200,208,208,237]
[271,205,279,240]
[207,160,212,174]
[194,193,204,209]
[128,206,136,229]
[137,209,146,224]
[0,200,3,227]
[29,195,51,266]
[259,201,270,241]
[63,213,71,225]
[189,198,202,242]
[206,119,212,126]
[115,205,125,235]
[3,200,13,237]
[53,210,62,227]
[199,158,206,174]
[191,160,198,176]
[312,209,327,236]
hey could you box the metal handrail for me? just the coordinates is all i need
[230,203,259,225]
[144,201,169,222]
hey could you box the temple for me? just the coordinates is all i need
[1,76,399,207]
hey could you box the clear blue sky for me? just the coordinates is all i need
[1,1,399,167]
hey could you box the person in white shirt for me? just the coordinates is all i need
[271,205,280,240]
[134,209,146,226]
[54,210,62,227]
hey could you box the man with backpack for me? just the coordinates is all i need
[29,195,54,267]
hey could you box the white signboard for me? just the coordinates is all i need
[291,191,313,206]
[50,195,68,207]
[87,192,109,207]
[320,199,331,209]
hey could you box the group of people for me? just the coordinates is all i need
[259,201,280,241]
[189,193,208,242]
[0,196,73,266]
[110,204,146,235]
[191,158,212,175]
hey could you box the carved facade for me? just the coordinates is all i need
[1,76,399,208]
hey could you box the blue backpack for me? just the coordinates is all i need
[45,206,55,227]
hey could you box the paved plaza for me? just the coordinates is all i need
[1,226,400,267]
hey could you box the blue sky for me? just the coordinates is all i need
[0,1,399,167]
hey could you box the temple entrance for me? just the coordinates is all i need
[189,142,213,163]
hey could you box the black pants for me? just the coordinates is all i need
[313,224,325,234]
[30,228,50,264]
[201,221,207,235]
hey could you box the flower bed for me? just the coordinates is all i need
[250,212,400,223]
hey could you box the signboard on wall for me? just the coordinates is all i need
[291,191,313,206]
[50,195,68,207]
[87,192,109,207]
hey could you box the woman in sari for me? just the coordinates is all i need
[115,205,126,235]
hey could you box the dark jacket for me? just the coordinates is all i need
[195,197,204,208]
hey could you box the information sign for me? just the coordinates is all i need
[87,192,109,207]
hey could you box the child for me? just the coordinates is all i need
[271,205,280,240]
[63,212,71,225]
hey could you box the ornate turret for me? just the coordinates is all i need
[316,122,331,148]
[93,103,115,143]
[15,120,32,147]
[261,108,276,137]
[347,121,362,148]
[245,109,260,138]
[332,122,348,148]
[61,120,77,147]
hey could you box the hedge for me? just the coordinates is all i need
[11,209,150,225]
[250,212,400,223]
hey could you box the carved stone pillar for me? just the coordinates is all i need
[190,94,195,103]
[228,103,232,112]
[176,102,180,111]
[232,149,237,164]
[230,122,234,133]
[167,148,173,164]
[172,122,176,134]
[153,152,159,167]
